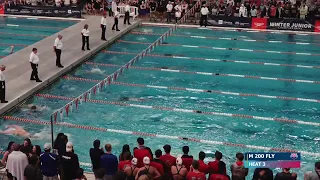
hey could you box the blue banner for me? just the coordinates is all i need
[245,152,301,161]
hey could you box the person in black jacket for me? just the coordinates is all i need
[90,139,104,177]
[252,168,273,180]
[61,142,79,180]
[24,155,43,180]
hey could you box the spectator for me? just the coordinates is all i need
[304,161,320,180]
[270,4,277,17]
[166,1,173,22]
[160,144,176,172]
[90,139,104,176]
[149,0,157,21]
[212,4,218,15]
[198,151,208,174]
[75,168,87,180]
[6,144,29,180]
[31,145,41,157]
[24,155,43,180]
[181,1,188,14]
[123,158,139,180]
[208,161,230,180]
[291,4,298,18]
[230,152,248,180]
[175,8,182,23]
[283,3,292,17]
[300,4,308,19]
[226,3,233,16]
[64,0,70,6]
[136,157,161,179]
[251,5,257,17]
[276,3,283,18]
[113,171,127,180]
[81,24,90,51]
[100,144,118,180]
[252,168,273,180]
[1,141,14,166]
[95,168,105,180]
[40,143,59,180]
[53,133,65,156]
[140,1,148,19]
[150,149,165,175]
[118,152,132,171]
[200,4,209,27]
[187,160,206,180]
[208,151,226,175]
[171,157,187,180]
[227,0,234,7]
[275,168,297,180]
[55,0,61,6]
[181,146,193,171]
[119,144,132,161]
[134,137,152,168]
[239,4,247,17]
[21,138,33,156]
[61,142,80,180]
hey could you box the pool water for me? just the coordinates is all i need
[1,25,320,178]
[0,17,76,58]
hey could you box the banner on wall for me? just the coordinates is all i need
[251,18,267,29]
[267,18,314,31]
[208,15,252,28]
[314,20,320,32]
[0,4,4,14]
[4,5,81,18]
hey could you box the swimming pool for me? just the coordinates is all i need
[0,16,77,58]
[1,24,320,178]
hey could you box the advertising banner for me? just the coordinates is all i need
[251,18,267,29]
[4,5,81,18]
[208,15,252,28]
[267,18,314,31]
[314,20,320,32]
[0,4,4,14]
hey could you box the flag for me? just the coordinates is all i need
[130,59,135,66]
[120,67,124,75]
[100,81,104,91]
[88,90,92,99]
[93,86,97,95]
[60,109,63,122]
[84,92,88,102]
[70,102,73,113]
[107,76,111,85]
[96,84,100,94]
[79,95,83,105]
[53,111,58,123]
[113,72,118,81]
[65,104,70,117]
[126,63,130,69]
[75,98,79,108]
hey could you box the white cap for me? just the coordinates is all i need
[131,158,138,165]
[143,157,150,165]
[66,142,73,152]
[44,143,51,150]
[176,157,183,165]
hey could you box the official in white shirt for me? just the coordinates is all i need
[200,4,209,27]
[0,65,8,103]
[53,34,64,68]
[81,24,90,51]
[112,8,120,31]
[101,13,107,41]
[166,1,173,22]
[124,3,131,25]
[29,48,42,82]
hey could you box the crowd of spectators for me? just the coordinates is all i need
[1,134,320,180]
[2,0,79,9]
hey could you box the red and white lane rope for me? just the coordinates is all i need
[102,50,320,70]
[0,43,27,47]
[35,93,320,127]
[62,76,320,103]
[0,32,48,38]
[3,115,320,156]
[130,31,320,46]
[85,62,320,85]
[117,40,320,56]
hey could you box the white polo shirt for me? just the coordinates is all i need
[101,17,107,26]
[54,37,63,50]
[81,28,89,36]
[125,4,130,12]
[166,4,173,12]
[114,11,120,19]
[29,52,39,64]
[201,7,209,15]
[0,71,5,81]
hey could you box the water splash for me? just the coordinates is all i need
[90,67,105,75]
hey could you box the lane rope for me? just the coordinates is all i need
[117,40,320,56]
[0,23,65,29]
[0,43,27,47]
[0,32,48,38]
[130,31,320,46]
[62,76,320,103]
[3,116,320,156]
[85,62,320,85]
[102,50,320,70]
[35,93,320,127]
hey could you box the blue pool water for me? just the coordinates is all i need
[0,17,76,58]
[1,24,320,178]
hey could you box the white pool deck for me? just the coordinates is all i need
[0,16,141,115]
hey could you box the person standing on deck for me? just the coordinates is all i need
[81,24,90,51]
[124,2,131,25]
[101,13,107,41]
[53,34,64,68]
[29,48,42,82]
[112,7,120,31]
[200,4,209,27]
[0,65,8,103]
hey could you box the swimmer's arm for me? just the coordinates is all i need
[153,169,161,179]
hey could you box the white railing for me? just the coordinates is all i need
[116,6,139,20]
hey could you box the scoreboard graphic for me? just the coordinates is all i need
[244,152,301,168]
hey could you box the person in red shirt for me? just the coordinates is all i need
[133,137,153,168]
[186,160,206,180]
[181,146,193,171]
[208,161,230,180]
[118,152,132,171]
[160,144,176,173]
[208,151,226,175]
[150,149,165,175]
[198,151,208,174]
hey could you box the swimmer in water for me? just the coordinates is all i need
[119,97,147,102]
[0,125,34,138]
[9,46,14,54]
[20,104,47,112]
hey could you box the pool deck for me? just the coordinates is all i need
[0,16,141,115]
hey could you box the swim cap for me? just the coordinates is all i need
[131,158,138,165]
[143,157,150,165]
[176,157,183,165]
[31,105,37,110]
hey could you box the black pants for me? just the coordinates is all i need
[112,18,119,30]
[30,63,39,80]
[101,25,106,40]
[0,81,5,101]
[200,15,207,27]
[167,12,172,22]
[124,11,130,24]
[82,35,90,50]
[108,8,113,16]
[55,49,62,66]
